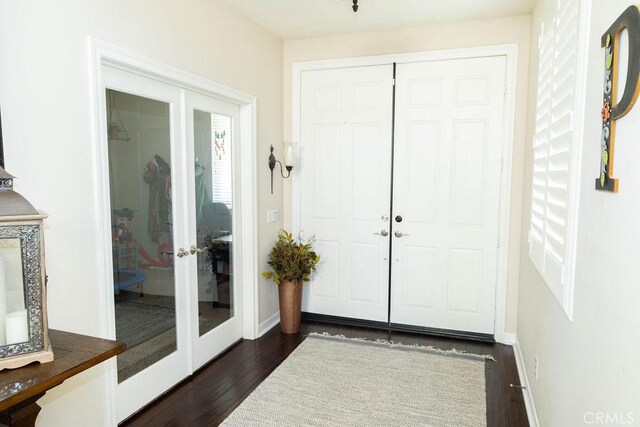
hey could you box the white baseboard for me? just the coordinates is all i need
[258,311,280,337]
[502,332,517,345]
[512,337,540,427]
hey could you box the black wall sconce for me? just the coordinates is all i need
[268,143,294,194]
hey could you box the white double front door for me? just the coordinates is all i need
[298,56,506,336]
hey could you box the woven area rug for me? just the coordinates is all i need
[114,300,175,349]
[222,333,491,426]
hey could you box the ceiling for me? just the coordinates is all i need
[222,0,536,40]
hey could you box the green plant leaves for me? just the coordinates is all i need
[262,229,320,285]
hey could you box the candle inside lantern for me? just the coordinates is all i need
[6,309,28,345]
[0,257,6,345]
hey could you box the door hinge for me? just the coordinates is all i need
[497,237,501,249]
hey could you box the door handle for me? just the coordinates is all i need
[374,229,389,237]
[176,247,189,258]
[190,245,206,255]
[162,248,189,258]
[394,231,409,238]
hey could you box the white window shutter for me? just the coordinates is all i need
[530,15,554,273]
[211,114,233,209]
[529,0,582,304]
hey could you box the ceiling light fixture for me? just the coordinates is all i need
[352,0,358,12]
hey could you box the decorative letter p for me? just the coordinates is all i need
[597,5,640,192]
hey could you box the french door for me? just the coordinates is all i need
[103,66,243,422]
[298,56,507,336]
[185,92,243,370]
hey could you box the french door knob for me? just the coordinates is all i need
[176,247,189,258]
[374,229,389,237]
[394,231,409,238]
[190,245,206,255]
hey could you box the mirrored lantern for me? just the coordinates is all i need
[0,167,53,370]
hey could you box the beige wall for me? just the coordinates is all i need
[283,15,532,334]
[0,0,282,425]
[518,0,640,425]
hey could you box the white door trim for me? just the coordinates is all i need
[292,44,518,345]
[88,38,259,425]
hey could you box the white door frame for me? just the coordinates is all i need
[292,44,518,344]
[88,38,259,425]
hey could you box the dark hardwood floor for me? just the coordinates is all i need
[121,321,529,426]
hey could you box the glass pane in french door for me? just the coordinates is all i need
[193,110,234,336]
[106,89,177,382]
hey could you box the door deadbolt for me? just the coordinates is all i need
[395,215,403,223]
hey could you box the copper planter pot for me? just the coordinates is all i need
[278,279,303,334]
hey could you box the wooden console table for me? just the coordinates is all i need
[0,330,126,426]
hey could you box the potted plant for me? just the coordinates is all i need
[262,230,320,334]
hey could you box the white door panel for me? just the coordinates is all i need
[297,56,506,336]
[390,57,506,335]
[185,92,243,371]
[103,66,190,422]
[300,66,393,322]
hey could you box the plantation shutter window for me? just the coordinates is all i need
[528,0,587,318]
[211,114,233,209]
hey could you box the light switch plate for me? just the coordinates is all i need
[267,209,279,223]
